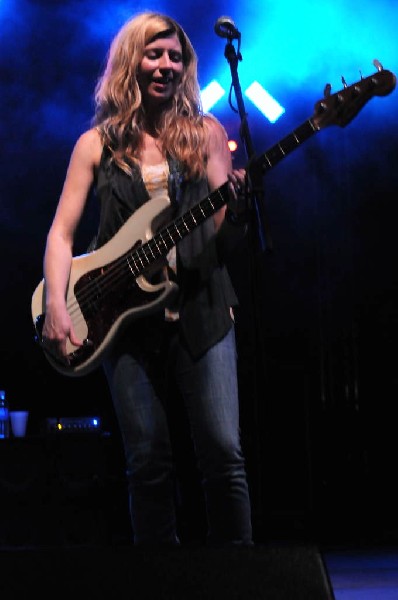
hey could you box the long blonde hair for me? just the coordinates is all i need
[93,11,208,179]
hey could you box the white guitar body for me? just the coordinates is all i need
[31,195,177,376]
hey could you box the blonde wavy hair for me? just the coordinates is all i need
[93,11,209,179]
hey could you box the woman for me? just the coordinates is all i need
[41,11,252,546]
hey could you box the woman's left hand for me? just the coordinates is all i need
[227,168,246,200]
[227,168,249,219]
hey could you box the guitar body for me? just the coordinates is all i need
[31,196,178,376]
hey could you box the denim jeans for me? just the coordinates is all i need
[103,317,252,546]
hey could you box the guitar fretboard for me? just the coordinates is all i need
[256,118,318,174]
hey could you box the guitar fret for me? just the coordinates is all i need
[192,207,205,222]
[126,255,139,277]
[151,239,162,257]
[193,208,205,221]
[263,154,272,168]
[277,143,286,156]
[134,253,140,274]
[264,146,285,166]
[136,251,147,269]
[146,241,161,264]
[163,229,175,247]
[309,118,318,132]
[168,231,178,246]
[157,233,169,252]
[147,245,157,260]
[182,218,190,232]
[174,223,184,239]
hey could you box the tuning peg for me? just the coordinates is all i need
[341,76,348,88]
[323,83,331,98]
[373,59,383,71]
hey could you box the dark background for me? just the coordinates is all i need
[1,0,398,546]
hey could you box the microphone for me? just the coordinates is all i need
[214,16,241,40]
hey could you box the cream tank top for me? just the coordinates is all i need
[141,161,178,321]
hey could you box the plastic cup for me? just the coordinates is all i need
[10,411,29,437]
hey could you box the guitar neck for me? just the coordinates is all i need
[253,117,318,174]
[132,61,398,275]
[135,118,319,273]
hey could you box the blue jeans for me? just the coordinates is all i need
[103,318,252,546]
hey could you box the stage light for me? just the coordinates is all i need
[244,81,285,123]
[200,78,284,124]
[200,80,226,112]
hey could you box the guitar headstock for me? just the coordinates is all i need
[313,65,396,130]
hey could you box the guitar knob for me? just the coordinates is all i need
[323,83,331,98]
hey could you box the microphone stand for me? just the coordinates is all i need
[223,39,273,252]
[222,36,272,533]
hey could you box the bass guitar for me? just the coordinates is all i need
[31,65,396,376]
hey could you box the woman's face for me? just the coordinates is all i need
[138,32,184,108]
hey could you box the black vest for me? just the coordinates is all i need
[93,148,238,359]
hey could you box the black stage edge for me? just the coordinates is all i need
[0,542,334,599]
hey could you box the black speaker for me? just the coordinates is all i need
[0,543,334,599]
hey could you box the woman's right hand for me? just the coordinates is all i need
[41,303,83,365]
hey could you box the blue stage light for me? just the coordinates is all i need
[244,82,285,123]
[200,78,285,124]
[200,80,226,112]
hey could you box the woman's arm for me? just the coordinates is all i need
[204,115,247,231]
[41,128,102,360]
